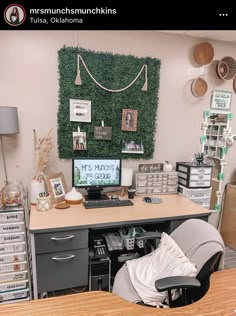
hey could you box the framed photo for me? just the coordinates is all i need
[70,99,91,122]
[73,131,87,150]
[46,172,68,204]
[210,90,232,111]
[121,109,138,131]
[122,140,144,154]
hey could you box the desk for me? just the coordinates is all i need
[0,268,236,315]
[29,194,211,298]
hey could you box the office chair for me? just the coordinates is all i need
[112,219,225,308]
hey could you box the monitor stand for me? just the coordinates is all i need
[85,187,109,201]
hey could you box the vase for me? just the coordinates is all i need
[30,179,46,205]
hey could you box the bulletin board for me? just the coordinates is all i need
[57,46,161,159]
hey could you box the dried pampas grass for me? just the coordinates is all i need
[33,129,53,181]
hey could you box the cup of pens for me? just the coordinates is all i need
[36,192,52,212]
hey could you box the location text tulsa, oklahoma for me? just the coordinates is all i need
[30,17,83,24]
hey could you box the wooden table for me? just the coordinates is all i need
[0,268,236,315]
[29,194,211,232]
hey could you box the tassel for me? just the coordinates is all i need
[75,55,82,85]
[141,64,148,91]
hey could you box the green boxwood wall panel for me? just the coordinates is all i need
[57,46,161,159]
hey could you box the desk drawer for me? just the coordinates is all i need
[35,229,88,254]
[36,248,88,292]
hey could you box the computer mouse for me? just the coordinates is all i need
[143,196,152,203]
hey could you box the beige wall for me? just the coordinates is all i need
[0,31,236,198]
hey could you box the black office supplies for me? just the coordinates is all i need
[83,199,133,209]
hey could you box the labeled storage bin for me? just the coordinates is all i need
[0,242,26,255]
[0,222,24,234]
[0,261,27,274]
[178,185,212,199]
[0,270,27,283]
[176,162,212,188]
[135,171,178,195]
[0,212,24,223]
[0,252,26,264]
[0,280,28,293]
[0,232,25,244]
[0,288,29,302]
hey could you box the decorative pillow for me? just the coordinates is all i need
[126,232,197,306]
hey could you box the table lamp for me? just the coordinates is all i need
[0,106,19,183]
[121,167,133,196]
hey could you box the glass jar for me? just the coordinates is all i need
[2,182,23,207]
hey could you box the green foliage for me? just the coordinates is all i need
[57,46,160,159]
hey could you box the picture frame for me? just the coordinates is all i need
[122,140,144,154]
[210,90,232,111]
[121,109,138,131]
[73,131,87,151]
[70,99,91,122]
[45,172,68,204]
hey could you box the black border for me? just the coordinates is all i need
[0,1,235,30]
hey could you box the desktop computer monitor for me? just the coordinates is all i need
[72,158,121,200]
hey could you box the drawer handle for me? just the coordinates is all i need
[52,254,75,261]
[50,235,74,241]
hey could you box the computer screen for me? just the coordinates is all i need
[72,158,121,200]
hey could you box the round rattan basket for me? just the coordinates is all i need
[194,42,214,65]
[191,77,208,97]
[191,74,215,98]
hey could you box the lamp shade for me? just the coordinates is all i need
[121,167,133,187]
[0,106,19,135]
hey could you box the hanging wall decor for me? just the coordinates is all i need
[57,46,161,159]
[94,126,112,140]
[121,109,138,132]
[73,131,87,151]
[70,99,91,122]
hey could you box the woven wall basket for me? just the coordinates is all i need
[191,77,208,97]
[216,56,236,80]
[194,42,214,65]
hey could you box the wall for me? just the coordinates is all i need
[0,31,236,204]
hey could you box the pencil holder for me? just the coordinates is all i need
[36,195,52,212]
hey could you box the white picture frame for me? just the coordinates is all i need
[70,99,91,122]
[210,90,232,111]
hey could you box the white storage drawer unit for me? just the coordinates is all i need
[135,171,178,195]
[176,162,212,188]
[0,202,32,304]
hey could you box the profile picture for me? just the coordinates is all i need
[4,4,26,26]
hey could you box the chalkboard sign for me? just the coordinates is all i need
[210,90,232,111]
[94,126,112,140]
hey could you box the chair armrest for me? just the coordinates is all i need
[135,231,162,241]
[155,276,201,292]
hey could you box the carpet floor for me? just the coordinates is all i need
[224,245,236,269]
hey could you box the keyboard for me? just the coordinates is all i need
[83,199,134,209]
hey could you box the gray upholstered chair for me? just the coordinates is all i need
[112,219,225,308]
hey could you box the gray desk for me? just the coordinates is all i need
[29,194,211,298]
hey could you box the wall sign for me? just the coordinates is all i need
[210,90,232,111]
[94,126,112,140]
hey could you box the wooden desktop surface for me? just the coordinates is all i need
[29,194,210,232]
[0,268,235,315]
